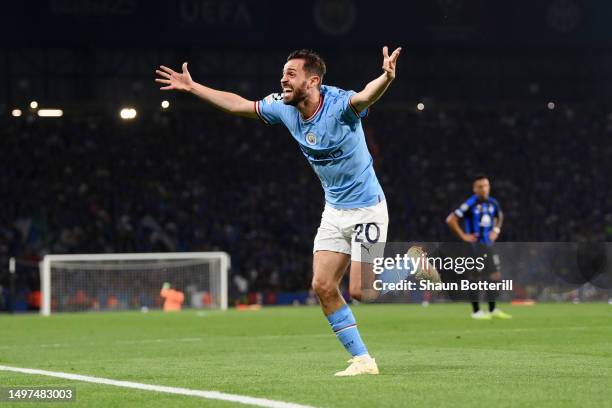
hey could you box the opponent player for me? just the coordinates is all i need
[446,175,512,320]
[155,47,401,376]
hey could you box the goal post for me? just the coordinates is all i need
[39,252,230,316]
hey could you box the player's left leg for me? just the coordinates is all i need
[347,200,389,302]
[487,249,512,319]
[349,261,379,302]
[487,271,510,319]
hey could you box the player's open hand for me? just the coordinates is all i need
[382,46,401,80]
[463,233,478,243]
[155,62,193,92]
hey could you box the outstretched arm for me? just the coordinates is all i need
[349,46,401,114]
[155,62,257,119]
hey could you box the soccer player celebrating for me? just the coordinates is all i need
[446,175,512,320]
[155,47,402,376]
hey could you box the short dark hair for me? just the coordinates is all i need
[287,49,326,83]
[472,174,489,183]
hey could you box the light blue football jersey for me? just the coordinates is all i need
[254,85,385,209]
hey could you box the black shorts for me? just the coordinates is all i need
[471,245,501,279]
[470,245,502,301]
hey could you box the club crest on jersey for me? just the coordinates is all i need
[306,132,317,145]
[480,214,492,227]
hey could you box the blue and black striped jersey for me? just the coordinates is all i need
[454,195,502,244]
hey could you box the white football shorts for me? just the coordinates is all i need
[313,199,388,263]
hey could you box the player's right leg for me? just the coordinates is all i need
[469,246,491,320]
[312,250,350,315]
[312,205,378,376]
[470,287,491,319]
[312,251,378,376]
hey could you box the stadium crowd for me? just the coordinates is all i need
[1,102,610,308]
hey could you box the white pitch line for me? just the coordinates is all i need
[0,365,316,408]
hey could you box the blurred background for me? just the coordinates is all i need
[1,0,610,311]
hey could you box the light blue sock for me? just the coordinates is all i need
[379,262,414,295]
[326,304,368,357]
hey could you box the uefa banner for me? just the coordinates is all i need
[5,0,612,48]
[357,242,612,304]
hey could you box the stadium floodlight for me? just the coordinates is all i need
[417,102,425,111]
[37,109,63,117]
[39,252,230,315]
[30,101,38,109]
[11,109,22,117]
[161,100,170,109]
[120,107,137,120]
[547,101,555,110]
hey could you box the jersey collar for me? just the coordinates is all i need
[300,94,324,123]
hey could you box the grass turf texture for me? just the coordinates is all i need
[0,303,611,408]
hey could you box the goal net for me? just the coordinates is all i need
[39,252,229,315]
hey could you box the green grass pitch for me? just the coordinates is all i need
[1,303,611,407]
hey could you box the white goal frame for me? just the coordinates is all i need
[39,252,230,316]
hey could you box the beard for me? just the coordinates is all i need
[282,83,308,106]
